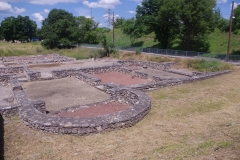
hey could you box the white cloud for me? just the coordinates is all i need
[128,10,135,14]
[75,7,91,17]
[103,13,119,21]
[83,0,121,9]
[29,0,80,5]
[217,0,227,3]
[233,3,240,9]
[44,9,50,13]
[32,13,44,22]
[0,2,26,13]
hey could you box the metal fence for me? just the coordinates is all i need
[77,43,240,61]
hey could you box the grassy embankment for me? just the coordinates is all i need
[105,28,240,54]
[0,41,93,60]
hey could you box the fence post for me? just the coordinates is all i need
[186,51,188,56]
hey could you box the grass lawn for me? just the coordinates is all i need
[106,28,240,54]
[0,41,96,60]
[3,66,240,160]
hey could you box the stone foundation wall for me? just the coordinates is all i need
[23,67,41,81]
[117,60,175,71]
[33,100,46,113]
[3,54,75,66]
[13,79,151,135]
[0,104,20,117]
[75,72,101,86]
[130,70,232,90]
[0,74,12,83]
[134,71,148,79]
[0,67,24,74]
[153,76,181,82]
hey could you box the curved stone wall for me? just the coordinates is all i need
[16,84,151,135]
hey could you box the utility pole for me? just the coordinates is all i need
[112,12,115,46]
[90,8,92,19]
[226,1,234,62]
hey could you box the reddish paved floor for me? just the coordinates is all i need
[92,72,151,86]
[57,101,130,118]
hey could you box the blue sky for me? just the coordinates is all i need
[0,0,239,28]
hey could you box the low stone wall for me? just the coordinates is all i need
[153,76,181,82]
[0,104,20,117]
[130,70,232,90]
[117,60,175,71]
[0,67,24,74]
[3,54,75,66]
[75,72,101,86]
[0,74,12,83]
[134,71,148,79]
[15,82,151,135]
[10,76,23,90]
[23,66,41,81]
[33,100,46,113]
[51,65,134,86]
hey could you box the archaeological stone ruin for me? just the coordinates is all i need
[0,54,231,135]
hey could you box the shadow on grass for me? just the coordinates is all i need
[148,39,210,53]
[232,49,240,55]
[0,115,4,160]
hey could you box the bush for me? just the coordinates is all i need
[185,59,233,72]
[36,47,42,53]
[135,48,142,55]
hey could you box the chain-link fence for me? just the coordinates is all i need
[77,43,240,61]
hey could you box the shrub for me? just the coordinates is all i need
[185,59,233,72]
[135,48,141,55]
[36,47,42,53]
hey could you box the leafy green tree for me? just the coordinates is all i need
[1,16,37,42]
[232,5,240,33]
[13,15,37,42]
[121,18,143,45]
[40,9,79,49]
[114,17,125,28]
[1,16,15,42]
[212,8,229,32]
[75,16,99,44]
[136,0,178,49]
[136,0,216,51]
[0,26,3,40]
[164,0,216,51]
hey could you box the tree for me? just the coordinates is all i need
[1,16,15,42]
[13,15,37,42]
[1,16,37,42]
[232,5,240,33]
[114,17,125,28]
[164,0,216,51]
[75,16,99,44]
[0,26,3,40]
[136,0,178,49]
[136,0,216,51]
[40,9,79,49]
[212,8,229,32]
[121,18,143,45]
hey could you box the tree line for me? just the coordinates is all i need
[1,1,240,52]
